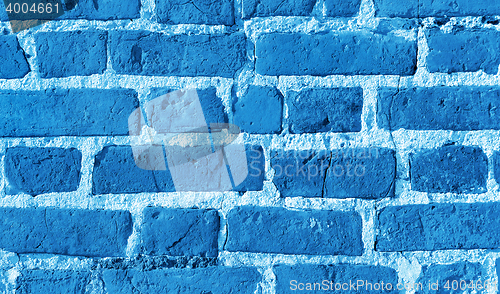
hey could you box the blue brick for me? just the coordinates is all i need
[374,0,500,17]
[109,31,246,78]
[494,152,500,186]
[142,207,219,257]
[287,88,363,133]
[271,150,330,197]
[5,147,81,196]
[93,145,175,194]
[275,264,398,293]
[233,85,283,134]
[410,145,487,194]
[233,145,265,192]
[325,148,395,199]
[226,206,363,255]
[16,270,90,294]
[102,267,260,293]
[156,0,233,25]
[378,87,500,131]
[426,29,500,74]
[325,0,361,17]
[415,262,483,294]
[242,0,315,19]
[60,0,141,20]
[0,207,132,257]
[36,30,107,78]
[376,203,500,251]
[0,35,30,79]
[0,88,139,137]
[255,32,416,76]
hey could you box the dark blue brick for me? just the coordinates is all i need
[60,0,140,20]
[0,207,132,257]
[233,145,265,192]
[271,150,330,198]
[142,207,219,257]
[410,145,487,194]
[275,264,398,293]
[36,30,107,78]
[374,0,500,17]
[102,267,260,294]
[494,152,500,186]
[93,145,175,194]
[287,88,363,133]
[0,88,139,137]
[233,85,283,134]
[255,32,416,76]
[376,203,500,251]
[0,35,30,79]
[426,29,500,74]
[325,0,361,17]
[156,0,233,25]
[378,87,500,131]
[109,31,246,78]
[5,147,81,196]
[242,0,315,19]
[16,270,90,294]
[226,206,363,255]
[415,262,483,294]
[324,148,395,199]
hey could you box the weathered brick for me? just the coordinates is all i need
[275,264,398,293]
[5,147,82,195]
[287,88,363,133]
[109,31,246,78]
[242,0,315,18]
[415,262,483,294]
[93,145,176,194]
[0,35,30,79]
[142,207,219,257]
[0,207,132,257]
[0,88,139,137]
[324,148,396,199]
[494,152,500,186]
[255,32,416,76]
[36,30,107,78]
[374,0,500,17]
[233,85,283,134]
[376,203,500,251]
[16,270,91,294]
[410,145,487,194]
[61,0,141,20]
[233,145,266,192]
[378,87,500,131]
[102,267,260,294]
[156,0,233,25]
[226,206,363,255]
[325,0,361,17]
[426,29,500,74]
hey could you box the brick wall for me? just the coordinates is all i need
[1,0,500,293]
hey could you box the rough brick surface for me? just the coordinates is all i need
[5,147,82,195]
[102,267,260,294]
[225,206,363,255]
[376,203,500,251]
[233,85,283,134]
[156,0,233,25]
[36,31,107,78]
[374,0,500,17]
[0,88,139,137]
[415,262,483,294]
[109,31,246,78]
[275,264,398,293]
[16,270,91,294]
[142,207,219,257]
[242,0,315,18]
[325,0,361,17]
[0,35,30,79]
[61,0,141,20]
[378,87,500,131]
[494,152,500,186]
[233,145,266,191]
[0,207,132,257]
[255,32,416,76]
[410,145,487,194]
[287,88,363,133]
[426,29,500,74]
